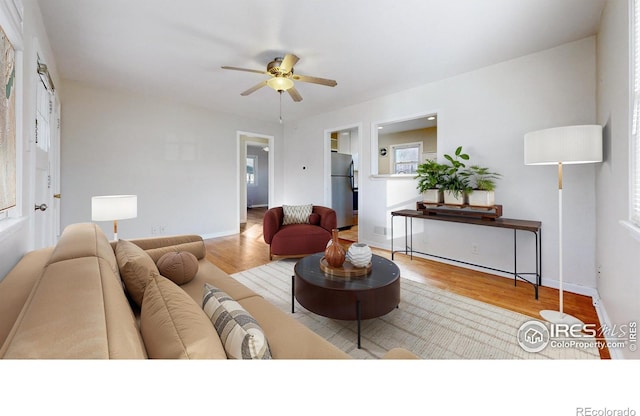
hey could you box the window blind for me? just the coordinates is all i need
[632,0,640,226]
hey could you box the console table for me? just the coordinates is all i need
[390,209,542,299]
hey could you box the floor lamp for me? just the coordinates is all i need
[91,195,138,240]
[524,125,602,326]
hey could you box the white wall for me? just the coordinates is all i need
[284,37,598,294]
[60,80,283,240]
[595,0,639,359]
[0,0,60,280]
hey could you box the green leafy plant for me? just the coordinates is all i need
[442,146,471,198]
[414,160,447,193]
[465,165,501,191]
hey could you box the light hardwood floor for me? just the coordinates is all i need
[204,206,609,359]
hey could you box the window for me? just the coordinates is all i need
[246,156,257,186]
[632,0,640,227]
[391,142,423,174]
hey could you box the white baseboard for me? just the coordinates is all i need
[590,293,625,359]
[539,277,598,298]
[200,229,238,240]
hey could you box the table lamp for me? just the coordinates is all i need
[91,195,137,240]
[524,124,602,326]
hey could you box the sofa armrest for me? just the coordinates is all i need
[382,347,420,359]
[263,207,284,244]
[121,235,206,261]
[314,206,337,232]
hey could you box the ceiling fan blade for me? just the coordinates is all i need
[221,66,269,75]
[292,74,337,87]
[240,80,268,96]
[279,54,299,73]
[287,86,303,102]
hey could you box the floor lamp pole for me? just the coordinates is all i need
[539,162,584,326]
[113,219,118,241]
[558,162,563,315]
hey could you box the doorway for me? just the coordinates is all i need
[237,132,274,228]
[325,124,361,242]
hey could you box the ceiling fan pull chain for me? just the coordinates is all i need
[279,91,283,124]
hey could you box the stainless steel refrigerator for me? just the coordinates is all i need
[331,152,354,229]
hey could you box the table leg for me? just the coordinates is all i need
[291,275,295,314]
[410,217,413,260]
[513,229,517,287]
[536,230,541,299]
[356,299,361,349]
[404,216,408,256]
[391,215,395,260]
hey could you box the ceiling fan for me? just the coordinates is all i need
[221,54,337,102]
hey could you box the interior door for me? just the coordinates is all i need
[33,68,57,249]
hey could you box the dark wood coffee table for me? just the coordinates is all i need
[292,252,401,348]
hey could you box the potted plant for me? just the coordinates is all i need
[465,165,501,207]
[442,146,471,205]
[415,159,447,203]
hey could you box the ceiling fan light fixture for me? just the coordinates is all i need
[267,76,294,91]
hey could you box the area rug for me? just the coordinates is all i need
[231,260,600,359]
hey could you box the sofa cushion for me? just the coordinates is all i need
[282,204,312,225]
[115,239,159,306]
[202,283,272,359]
[156,251,199,285]
[238,296,350,359]
[270,224,332,257]
[140,273,226,359]
[1,256,147,359]
[181,260,259,304]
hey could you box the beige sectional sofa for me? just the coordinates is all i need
[0,222,415,359]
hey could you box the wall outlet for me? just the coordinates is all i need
[151,226,159,235]
[471,243,479,255]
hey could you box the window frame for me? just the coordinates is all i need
[246,155,258,187]
[633,1,640,225]
[390,141,423,175]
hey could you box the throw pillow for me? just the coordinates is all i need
[156,251,199,285]
[282,204,313,225]
[140,273,226,359]
[115,239,159,306]
[202,283,272,359]
[309,213,320,225]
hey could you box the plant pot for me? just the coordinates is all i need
[468,190,495,207]
[422,189,443,204]
[444,191,466,205]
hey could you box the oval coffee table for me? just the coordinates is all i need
[292,252,400,349]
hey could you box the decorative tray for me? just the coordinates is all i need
[416,202,503,220]
[319,257,372,278]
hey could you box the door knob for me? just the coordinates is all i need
[35,203,48,211]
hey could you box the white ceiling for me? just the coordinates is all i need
[37,0,606,123]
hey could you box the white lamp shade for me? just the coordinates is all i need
[267,76,294,91]
[524,125,603,165]
[91,195,137,221]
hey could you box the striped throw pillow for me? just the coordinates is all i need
[282,204,312,225]
[202,284,272,359]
